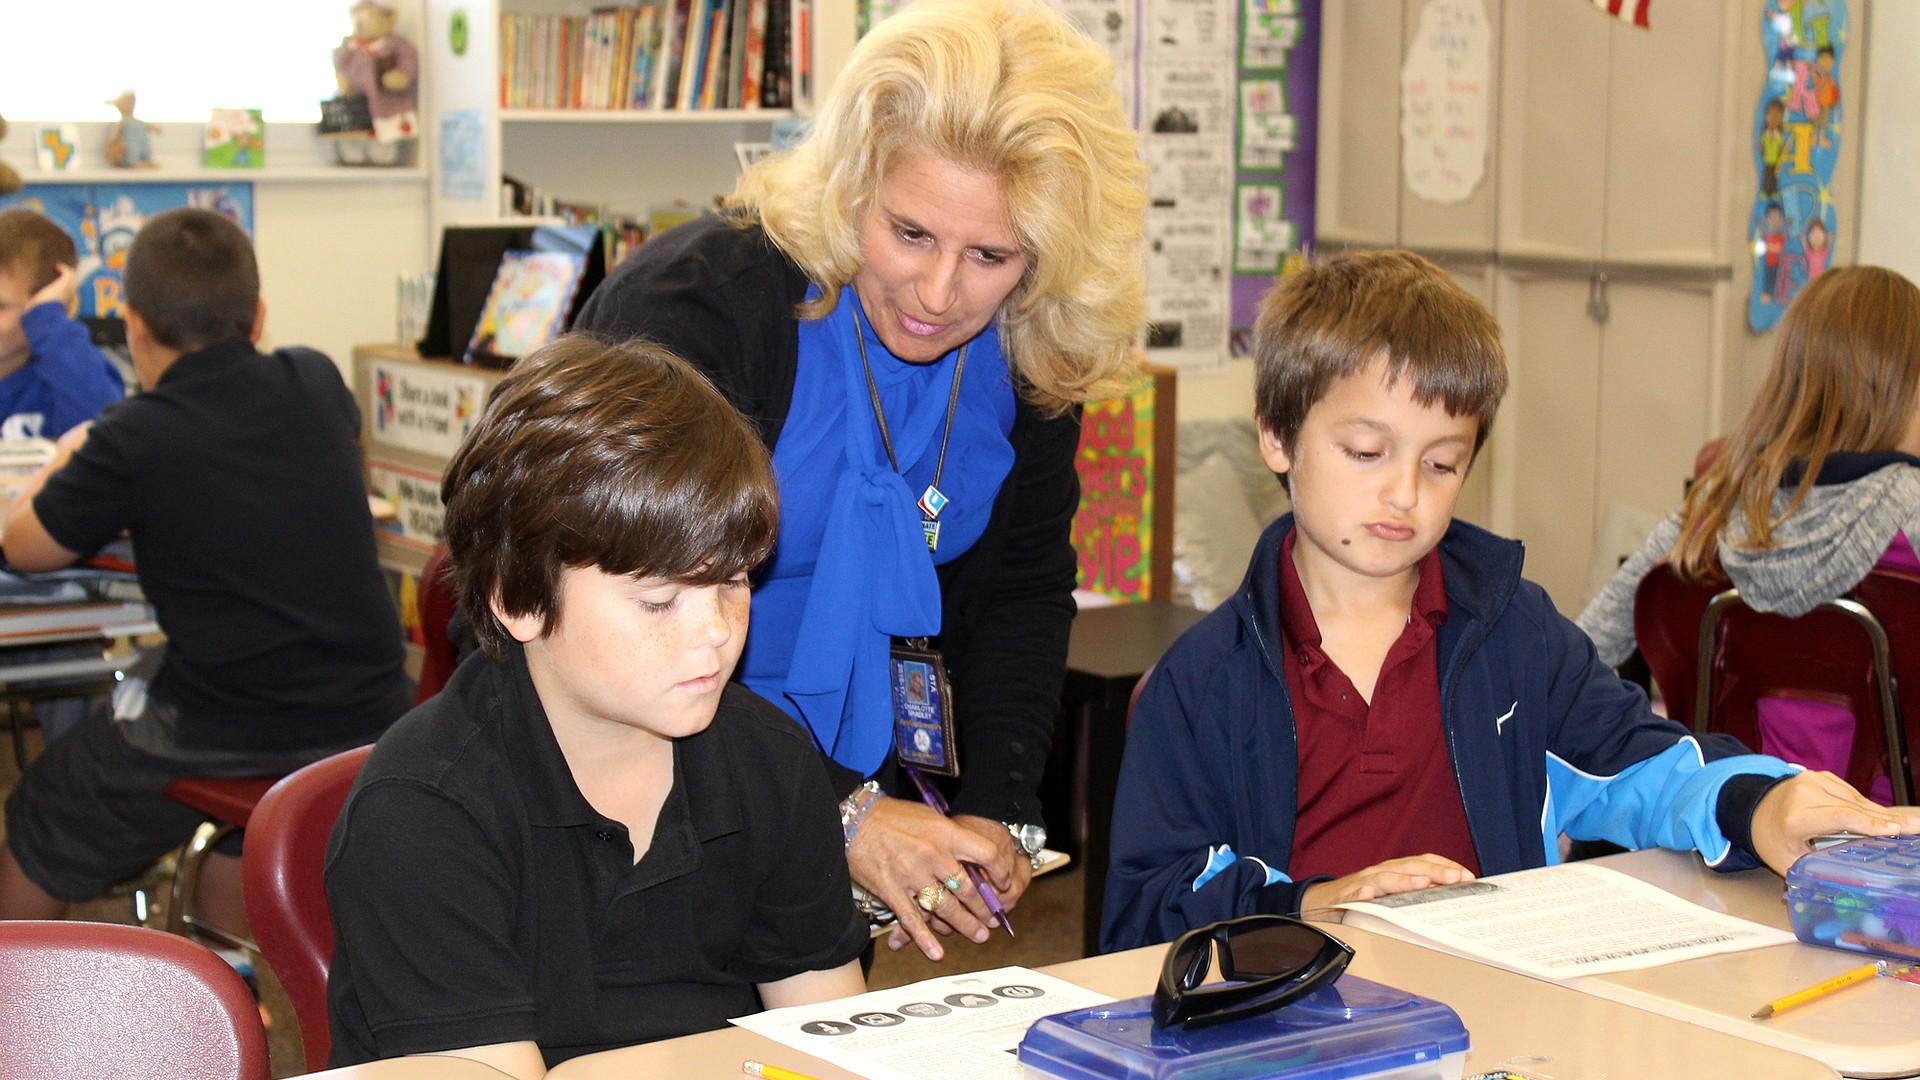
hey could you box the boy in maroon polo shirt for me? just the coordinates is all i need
[1100,249,1919,952]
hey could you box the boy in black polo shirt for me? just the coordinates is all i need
[0,207,410,928]
[324,335,869,1077]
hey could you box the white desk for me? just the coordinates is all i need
[546,914,1840,1079]
[1546,849,1920,1078]
[306,1056,512,1079]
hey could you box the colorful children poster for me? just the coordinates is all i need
[0,183,254,320]
[203,108,266,169]
[1748,0,1846,332]
[1072,371,1162,601]
[465,250,587,365]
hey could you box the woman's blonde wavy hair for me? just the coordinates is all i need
[729,0,1147,414]
[1671,265,1920,581]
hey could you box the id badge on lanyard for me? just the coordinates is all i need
[890,637,959,777]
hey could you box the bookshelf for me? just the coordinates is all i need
[422,0,855,240]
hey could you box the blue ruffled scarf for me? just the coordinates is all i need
[738,288,1016,775]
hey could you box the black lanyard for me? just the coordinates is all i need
[852,303,967,553]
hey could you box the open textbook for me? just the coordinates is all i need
[1336,861,1795,980]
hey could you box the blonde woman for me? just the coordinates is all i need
[1578,266,1920,798]
[575,0,1146,961]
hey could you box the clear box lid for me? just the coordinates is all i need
[1018,973,1467,1080]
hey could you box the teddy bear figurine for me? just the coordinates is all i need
[330,0,420,166]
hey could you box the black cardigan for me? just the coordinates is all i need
[574,213,1079,826]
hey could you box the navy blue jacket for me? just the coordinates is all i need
[1101,514,1795,953]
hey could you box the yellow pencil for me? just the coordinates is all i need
[742,1059,822,1080]
[1751,962,1883,1019]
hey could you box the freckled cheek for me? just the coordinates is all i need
[724,591,751,635]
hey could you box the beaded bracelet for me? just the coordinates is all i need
[840,780,883,847]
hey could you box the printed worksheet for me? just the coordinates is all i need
[1339,862,1796,980]
[730,966,1113,1080]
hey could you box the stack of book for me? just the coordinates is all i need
[499,0,804,111]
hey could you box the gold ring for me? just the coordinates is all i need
[915,884,947,912]
[944,874,965,892]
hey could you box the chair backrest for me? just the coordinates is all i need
[1846,566,1920,800]
[242,743,373,1075]
[415,545,459,705]
[0,920,269,1080]
[1633,563,1913,804]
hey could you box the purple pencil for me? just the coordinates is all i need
[903,765,1016,937]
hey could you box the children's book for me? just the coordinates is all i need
[465,249,587,368]
[33,124,81,171]
[204,109,266,169]
[657,0,694,108]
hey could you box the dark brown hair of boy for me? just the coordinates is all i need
[440,333,780,659]
[123,207,260,351]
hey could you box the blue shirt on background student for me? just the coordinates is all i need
[0,213,127,440]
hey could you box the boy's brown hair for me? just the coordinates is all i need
[0,208,79,293]
[123,208,259,352]
[1253,249,1508,459]
[440,333,780,659]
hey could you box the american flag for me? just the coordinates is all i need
[1590,0,1650,29]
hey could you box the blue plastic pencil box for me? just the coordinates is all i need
[1019,974,1468,1080]
[1786,835,1920,962]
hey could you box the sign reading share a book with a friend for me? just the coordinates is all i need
[370,361,487,459]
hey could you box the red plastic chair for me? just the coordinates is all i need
[1633,563,1914,805]
[415,545,460,704]
[0,920,269,1080]
[242,744,373,1075]
[154,775,286,950]
[1849,567,1920,800]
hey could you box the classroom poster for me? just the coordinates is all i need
[1227,0,1318,354]
[1072,374,1158,600]
[1747,0,1846,332]
[1140,0,1237,371]
[0,183,254,320]
[1400,0,1491,205]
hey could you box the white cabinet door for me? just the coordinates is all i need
[1603,1,1735,265]
[1495,0,1609,261]
[1498,270,1603,607]
[1316,0,1407,247]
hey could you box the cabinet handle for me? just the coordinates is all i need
[1587,266,1612,325]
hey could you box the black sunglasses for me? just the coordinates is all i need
[1152,914,1354,1029]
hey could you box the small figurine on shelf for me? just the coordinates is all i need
[103,90,160,168]
[326,0,419,166]
[0,117,20,195]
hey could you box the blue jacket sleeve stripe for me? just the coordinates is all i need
[1543,740,1800,867]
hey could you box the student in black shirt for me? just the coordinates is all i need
[324,335,869,1077]
[0,207,409,927]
